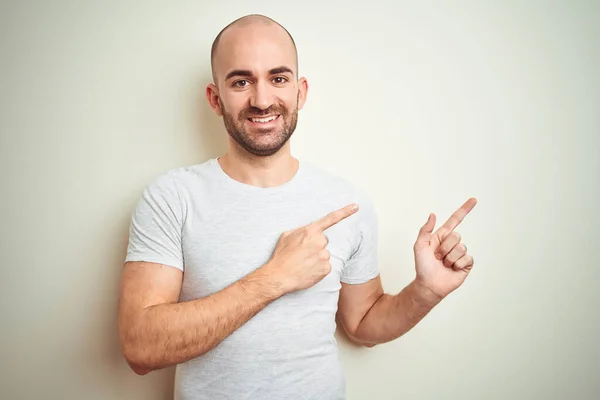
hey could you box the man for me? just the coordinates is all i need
[118,14,477,400]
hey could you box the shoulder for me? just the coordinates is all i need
[142,159,215,195]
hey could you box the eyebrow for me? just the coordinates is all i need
[225,69,253,81]
[269,66,294,76]
[224,66,294,81]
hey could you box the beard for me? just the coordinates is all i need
[219,96,299,157]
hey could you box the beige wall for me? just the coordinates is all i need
[1,1,598,399]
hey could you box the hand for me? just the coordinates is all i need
[265,204,359,294]
[413,198,477,299]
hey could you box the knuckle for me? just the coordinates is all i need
[301,229,314,242]
[453,232,461,242]
[459,244,467,254]
[456,255,473,270]
[320,249,330,260]
[438,228,449,239]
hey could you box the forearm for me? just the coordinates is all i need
[352,279,442,345]
[123,266,284,373]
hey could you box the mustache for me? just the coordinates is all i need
[241,106,286,119]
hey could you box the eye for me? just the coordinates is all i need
[272,76,288,84]
[233,79,249,88]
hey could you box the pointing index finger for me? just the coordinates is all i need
[438,197,477,234]
[312,204,359,231]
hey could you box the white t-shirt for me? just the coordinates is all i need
[125,157,379,400]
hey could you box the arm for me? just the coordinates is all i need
[338,198,478,346]
[118,261,284,375]
[337,277,441,346]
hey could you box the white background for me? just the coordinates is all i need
[1,1,598,399]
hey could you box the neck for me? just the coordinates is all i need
[218,142,299,188]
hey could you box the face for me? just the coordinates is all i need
[207,23,308,157]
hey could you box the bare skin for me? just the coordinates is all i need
[206,15,308,188]
[118,14,477,375]
[338,198,477,346]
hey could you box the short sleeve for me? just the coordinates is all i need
[124,173,184,271]
[341,194,379,284]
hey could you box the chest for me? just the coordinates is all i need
[179,199,356,301]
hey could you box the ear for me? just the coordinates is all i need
[206,83,223,116]
[297,77,309,110]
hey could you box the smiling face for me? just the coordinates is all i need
[207,17,308,157]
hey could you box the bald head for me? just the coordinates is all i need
[210,14,298,83]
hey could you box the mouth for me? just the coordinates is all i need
[247,114,281,127]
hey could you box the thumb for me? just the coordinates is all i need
[416,213,436,245]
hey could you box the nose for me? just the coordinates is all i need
[249,81,274,110]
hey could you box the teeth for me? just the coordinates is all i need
[251,115,277,123]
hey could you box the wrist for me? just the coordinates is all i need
[247,262,289,298]
[411,278,444,307]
